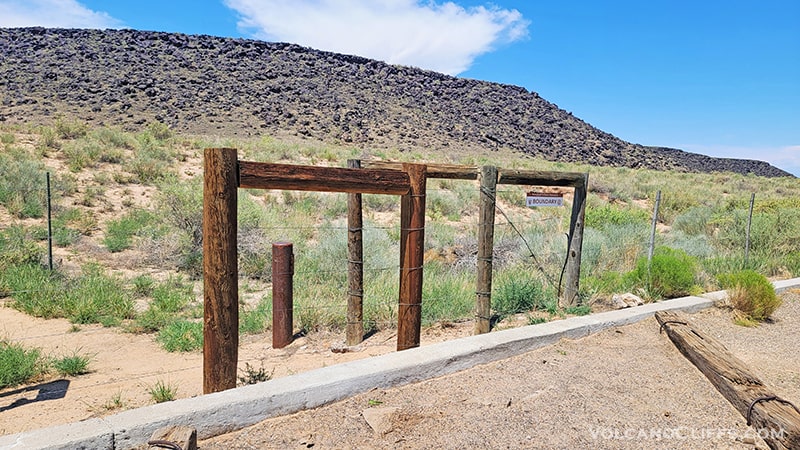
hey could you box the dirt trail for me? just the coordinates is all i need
[201,291,800,450]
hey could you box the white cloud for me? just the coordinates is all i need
[223,0,529,75]
[0,0,122,29]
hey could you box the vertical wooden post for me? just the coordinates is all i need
[561,172,588,308]
[474,166,497,334]
[272,242,294,349]
[203,148,239,394]
[397,163,426,351]
[346,160,365,346]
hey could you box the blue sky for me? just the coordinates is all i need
[1,0,798,176]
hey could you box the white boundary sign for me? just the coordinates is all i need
[526,192,563,207]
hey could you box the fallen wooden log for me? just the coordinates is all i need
[655,310,800,450]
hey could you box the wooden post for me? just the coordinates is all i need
[272,242,294,349]
[397,163,426,351]
[561,172,588,307]
[346,159,364,346]
[656,311,800,449]
[203,148,239,394]
[474,166,497,334]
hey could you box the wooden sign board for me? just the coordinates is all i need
[526,192,563,207]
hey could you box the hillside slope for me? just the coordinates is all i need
[0,27,791,177]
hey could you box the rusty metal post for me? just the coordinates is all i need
[272,242,294,349]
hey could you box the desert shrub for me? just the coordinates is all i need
[0,340,48,388]
[64,265,135,324]
[493,269,553,319]
[0,152,46,218]
[157,319,203,352]
[585,204,650,229]
[427,189,462,221]
[625,246,697,299]
[420,262,474,325]
[146,121,173,141]
[148,379,177,403]
[63,140,103,171]
[1,264,67,318]
[582,271,625,295]
[672,206,713,236]
[131,274,156,297]
[146,177,204,275]
[658,190,700,223]
[583,223,649,274]
[54,117,88,139]
[363,193,398,212]
[52,351,92,376]
[104,209,156,252]
[92,126,135,150]
[781,252,800,278]
[712,209,800,258]
[151,276,194,313]
[718,270,781,322]
[240,297,271,334]
[0,226,43,270]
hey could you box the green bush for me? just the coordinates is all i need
[625,246,697,299]
[103,209,155,252]
[64,265,135,324]
[52,351,92,376]
[151,276,194,313]
[0,340,47,388]
[585,204,650,229]
[240,297,271,334]
[672,206,713,236]
[0,226,43,270]
[0,153,46,218]
[420,263,474,325]
[54,117,88,139]
[157,319,203,352]
[1,264,67,318]
[493,270,552,319]
[718,270,781,322]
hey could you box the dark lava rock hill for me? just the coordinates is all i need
[0,27,791,177]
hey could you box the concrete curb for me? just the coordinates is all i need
[2,278,798,449]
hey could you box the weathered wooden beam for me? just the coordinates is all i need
[362,160,478,180]
[346,159,365,346]
[497,168,585,187]
[561,172,588,307]
[397,163,426,351]
[239,160,410,195]
[656,311,800,450]
[203,148,239,394]
[474,166,497,335]
[149,425,197,450]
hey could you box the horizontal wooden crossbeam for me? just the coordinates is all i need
[238,160,411,195]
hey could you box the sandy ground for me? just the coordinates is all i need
[0,303,473,436]
[200,291,800,450]
[1,291,798,449]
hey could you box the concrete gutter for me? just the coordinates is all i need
[2,278,798,450]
